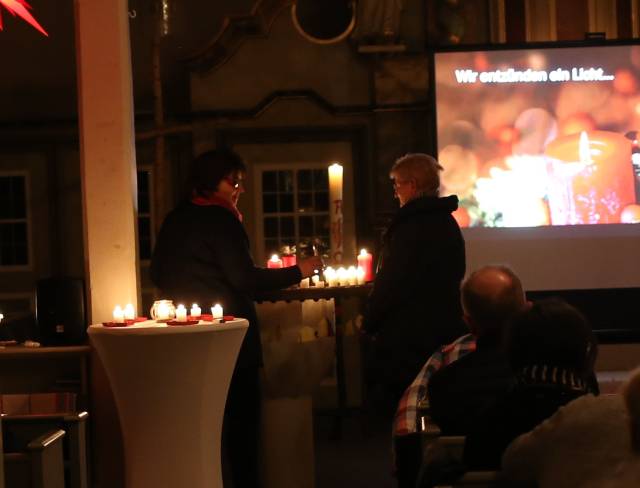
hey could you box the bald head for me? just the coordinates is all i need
[461,265,526,337]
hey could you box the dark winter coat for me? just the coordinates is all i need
[363,195,466,400]
[150,201,302,369]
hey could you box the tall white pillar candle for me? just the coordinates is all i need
[328,162,344,263]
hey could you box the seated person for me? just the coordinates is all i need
[427,265,526,435]
[393,265,525,488]
[463,298,599,471]
[501,366,640,488]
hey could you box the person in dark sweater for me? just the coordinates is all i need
[150,149,321,488]
[427,265,526,435]
[363,153,466,413]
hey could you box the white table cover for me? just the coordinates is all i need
[89,319,248,488]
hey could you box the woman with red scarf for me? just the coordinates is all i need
[151,149,321,487]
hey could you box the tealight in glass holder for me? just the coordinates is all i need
[150,300,176,321]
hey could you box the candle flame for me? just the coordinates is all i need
[270,254,279,262]
[579,131,593,165]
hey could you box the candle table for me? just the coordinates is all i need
[255,284,372,438]
[88,318,248,488]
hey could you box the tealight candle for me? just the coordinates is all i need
[356,267,365,285]
[211,303,223,320]
[190,303,201,318]
[347,266,357,286]
[267,254,283,268]
[175,304,187,322]
[156,301,171,320]
[112,305,125,323]
[357,249,374,282]
[123,303,135,320]
[337,267,347,287]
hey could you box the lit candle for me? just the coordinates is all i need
[156,301,171,320]
[267,254,283,268]
[190,303,201,318]
[328,162,344,263]
[123,303,135,321]
[300,278,310,288]
[211,304,223,320]
[175,304,187,322]
[112,305,125,323]
[356,267,365,285]
[347,266,357,286]
[337,267,347,287]
[311,274,320,286]
[324,266,337,287]
[316,280,325,288]
[545,130,635,224]
[357,249,374,282]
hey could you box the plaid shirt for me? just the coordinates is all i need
[393,333,476,436]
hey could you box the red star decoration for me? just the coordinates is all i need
[0,0,48,36]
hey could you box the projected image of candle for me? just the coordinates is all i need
[545,131,635,224]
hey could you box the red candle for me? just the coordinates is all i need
[282,254,297,267]
[545,130,635,224]
[267,254,283,268]
[357,249,373,282]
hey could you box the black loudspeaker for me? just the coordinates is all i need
[36,277,87,346]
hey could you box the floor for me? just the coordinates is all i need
[314,412,397,488]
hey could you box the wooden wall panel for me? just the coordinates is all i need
[556,0,589,40]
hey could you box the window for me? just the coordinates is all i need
[137,169,153,261]
[0,174,29,267]
[260,167,330,258]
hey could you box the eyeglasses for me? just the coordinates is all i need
[225,176,244,189]
[391,178,409,189]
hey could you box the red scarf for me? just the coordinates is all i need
[191,191,243,222]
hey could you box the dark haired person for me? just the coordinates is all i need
[462,298,599,471]
[151,148,321,487]
[363,153,466,413]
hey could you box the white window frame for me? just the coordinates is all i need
[254,163,331,265]
[0,171,32,271]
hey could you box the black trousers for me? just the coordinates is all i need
[394,433,423,488]
[222,366,261,488]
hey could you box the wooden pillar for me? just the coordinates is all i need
[74,1,138,486]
